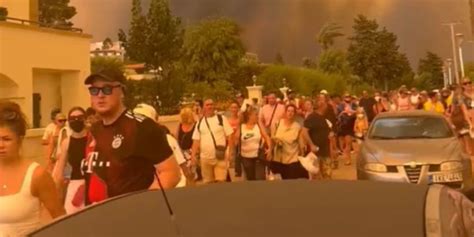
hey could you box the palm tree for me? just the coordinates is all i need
[317,22,344,51]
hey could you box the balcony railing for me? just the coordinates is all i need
[3,17,83,33]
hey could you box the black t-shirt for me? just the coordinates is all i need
[68,136,87,180]
[84,111,173,203]
[359,97,376,121]
[304,112,330,157]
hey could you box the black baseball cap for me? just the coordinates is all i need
[84,68,126,85]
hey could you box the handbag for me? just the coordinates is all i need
[204,117,227,160]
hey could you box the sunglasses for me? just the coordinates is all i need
[1,110,19,121]
[463,82,472,85]
[68,115,85,122]
[57,119,67,123]
[88,85,122,96]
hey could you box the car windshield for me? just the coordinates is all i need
[369,116,454,140]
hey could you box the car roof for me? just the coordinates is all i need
[374,110,446,119]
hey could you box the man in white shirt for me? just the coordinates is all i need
[133,103,188,187]
[191,99,234,184]
[259,92,285,133]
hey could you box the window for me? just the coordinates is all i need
[369,116,453,139]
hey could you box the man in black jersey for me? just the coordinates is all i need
[81,68,180,204]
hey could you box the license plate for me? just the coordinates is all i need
[429,173,463,183]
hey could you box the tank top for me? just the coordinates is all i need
[0,163,41,237]
[397,97,411,111]
[177,123,195,150]
[68,136,87,180]
[240,124,262,158]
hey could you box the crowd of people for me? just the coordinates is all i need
[1,65,474,236]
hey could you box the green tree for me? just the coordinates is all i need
[181,17,245,84]
[118,0,148,64]
[39,0,76,27]
[347,15,412,90]
[118,0,184,113]
[302,57,316,68]
[102,37,114,50]
[317,22,344,51]
[417,51,444,89]
[274,52,285,65]
[318,49,350,75]
[91,56,124,74]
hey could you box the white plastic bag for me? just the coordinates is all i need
[298,152,320,175]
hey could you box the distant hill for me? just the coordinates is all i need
[71,0,473,66]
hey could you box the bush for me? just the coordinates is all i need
[256,65,347,96]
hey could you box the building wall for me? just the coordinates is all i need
[32,70,62,127]
[0,0,35,20]
[0,21,92,126]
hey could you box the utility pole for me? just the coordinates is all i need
[442,22,462,84]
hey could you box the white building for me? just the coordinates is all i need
[90,41,125,60]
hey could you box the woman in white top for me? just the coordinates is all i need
[270,104,308,180]
[233,107,272,180]
[0,101,65,237]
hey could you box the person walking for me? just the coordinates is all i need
[82,68,180,205]
[259,92,286,134]
[45,112,67,171]
[358,90,376,123]
[176,107,198,183]
[191,99,234,184]
[353,107,369,154]
[0,101,65,236]
[227,101,243,177]
[303,95,332,179]
[396,88,412,111]
[337,93,357,166]
[449,85,473,155]
[424,91,445,114]
[233,107,272,181]
[52,107,89,214]
[270,105,308,180]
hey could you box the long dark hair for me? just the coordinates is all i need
[68,106,86,118]
[0,101,28,137]
[242,107,258,124]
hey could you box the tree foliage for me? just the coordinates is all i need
[181,17,245,84]
[91,56,124,74]
[257,65,346,96]
[318,49,350,75]
[317,22,344,51]
[417,51,444,89]
[118,0,183,74]
[347,15,412,90]
[274,52,285,65]
[39,0,76,27]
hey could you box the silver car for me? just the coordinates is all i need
[357,111,473,193]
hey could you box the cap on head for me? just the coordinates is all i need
[320,89,328,95]
[84,68,126,85]
[133,103,157,122]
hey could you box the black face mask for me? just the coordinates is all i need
[69,120,85,133]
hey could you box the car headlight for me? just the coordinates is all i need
[364,163,387,172]
[440,161,463,171]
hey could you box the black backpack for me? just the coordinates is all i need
[197,114,224,131]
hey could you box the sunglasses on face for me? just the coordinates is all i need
[68,115,85,122]
[88,85,122,96]
[463,82,472,85]
[1,110,19,121]
[57,119,67,123]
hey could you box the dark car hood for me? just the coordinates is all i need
[362,137,463,165]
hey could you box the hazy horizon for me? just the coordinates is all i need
[71,0,474,66]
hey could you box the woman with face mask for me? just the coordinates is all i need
[52,107,89,214]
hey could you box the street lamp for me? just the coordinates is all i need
[456,33,465,78]
[446,58,453,85]
[442,22,462,84]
